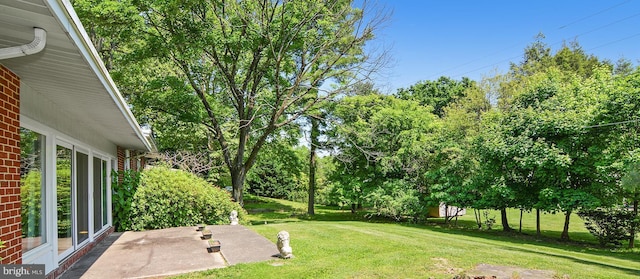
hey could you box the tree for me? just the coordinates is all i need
[308,115,320,215]
[621,160,640,248]
[130,0,387,205]
[426,80,489,224]
[486,38,615,239]
[328,92,438,219]
[72,0,144,71]
[396,76,475,117]
[246,140,306,201]
[595,68,640,247]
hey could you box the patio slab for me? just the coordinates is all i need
[212,225,280,265]
[60,225,279,279]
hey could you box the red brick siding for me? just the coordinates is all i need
[0,65,22,264]
[116,146,125,183]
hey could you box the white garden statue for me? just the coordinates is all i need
[229,210,239,225]
[277,230,293,259]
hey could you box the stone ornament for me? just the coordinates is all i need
[277,230,293,259]
[229,210,239,225]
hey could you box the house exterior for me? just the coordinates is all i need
[0,0,154,277]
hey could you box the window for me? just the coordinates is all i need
[20,128,46,253]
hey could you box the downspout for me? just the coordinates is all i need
[0,28,47,60]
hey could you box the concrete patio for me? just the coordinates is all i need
[60,225,280,279]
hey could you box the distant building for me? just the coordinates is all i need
[428,203,466,218]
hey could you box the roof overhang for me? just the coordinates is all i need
[0,0,155,152]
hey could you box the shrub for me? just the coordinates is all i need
[365,179,426,222]
[112,170,141,232]
[578,206,640,247]
[131,166,246,230]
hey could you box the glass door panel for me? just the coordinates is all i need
[102,160,108,227]
[20,128,46,253]
[93,157,104,232]
[76,151,89,244]
[56,145,73,257]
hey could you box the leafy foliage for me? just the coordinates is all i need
[130,166,245,230]
[365,179,425,222]
[122,0,387,206]
[396,76,475,117]
[578,207,640,247]
[21,171,42,237]
[111,170,141,232]
[246,144,307,201]
[328,93,438,215]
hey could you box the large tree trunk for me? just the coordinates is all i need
[630,200,638,249]
[560,210,571,241]
[307,149,316,215]
[308,117,319,215]
[231,169,246,206]
[501,208,512,232]
[536,208,541,237]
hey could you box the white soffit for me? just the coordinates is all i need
[0,0,153,151]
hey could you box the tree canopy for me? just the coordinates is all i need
[122,0,387,205]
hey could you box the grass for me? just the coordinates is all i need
[174,196,640,279]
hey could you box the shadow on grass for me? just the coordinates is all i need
[502,244,640,277]
[399,222,640,277]
[245,195,369,223]
[244,196,640,276]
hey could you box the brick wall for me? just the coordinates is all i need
[116,146,125,183]
[0,65,22,264]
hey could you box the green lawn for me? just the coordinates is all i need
[174,196,640,279]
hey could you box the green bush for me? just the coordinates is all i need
[112,170,141,231]
[365,179,426,222]
[131,166,246,230]
[578,206,640,247]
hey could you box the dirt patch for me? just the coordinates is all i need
[431,258,464,275]
[459,263,559,279]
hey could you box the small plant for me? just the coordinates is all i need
[207,239,221,253]
[483,210,496,230]
[202,229,212,239]
[0,239,5,260]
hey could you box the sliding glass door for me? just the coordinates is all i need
[56,143,92,259]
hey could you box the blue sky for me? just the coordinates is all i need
[369,0,640,93]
